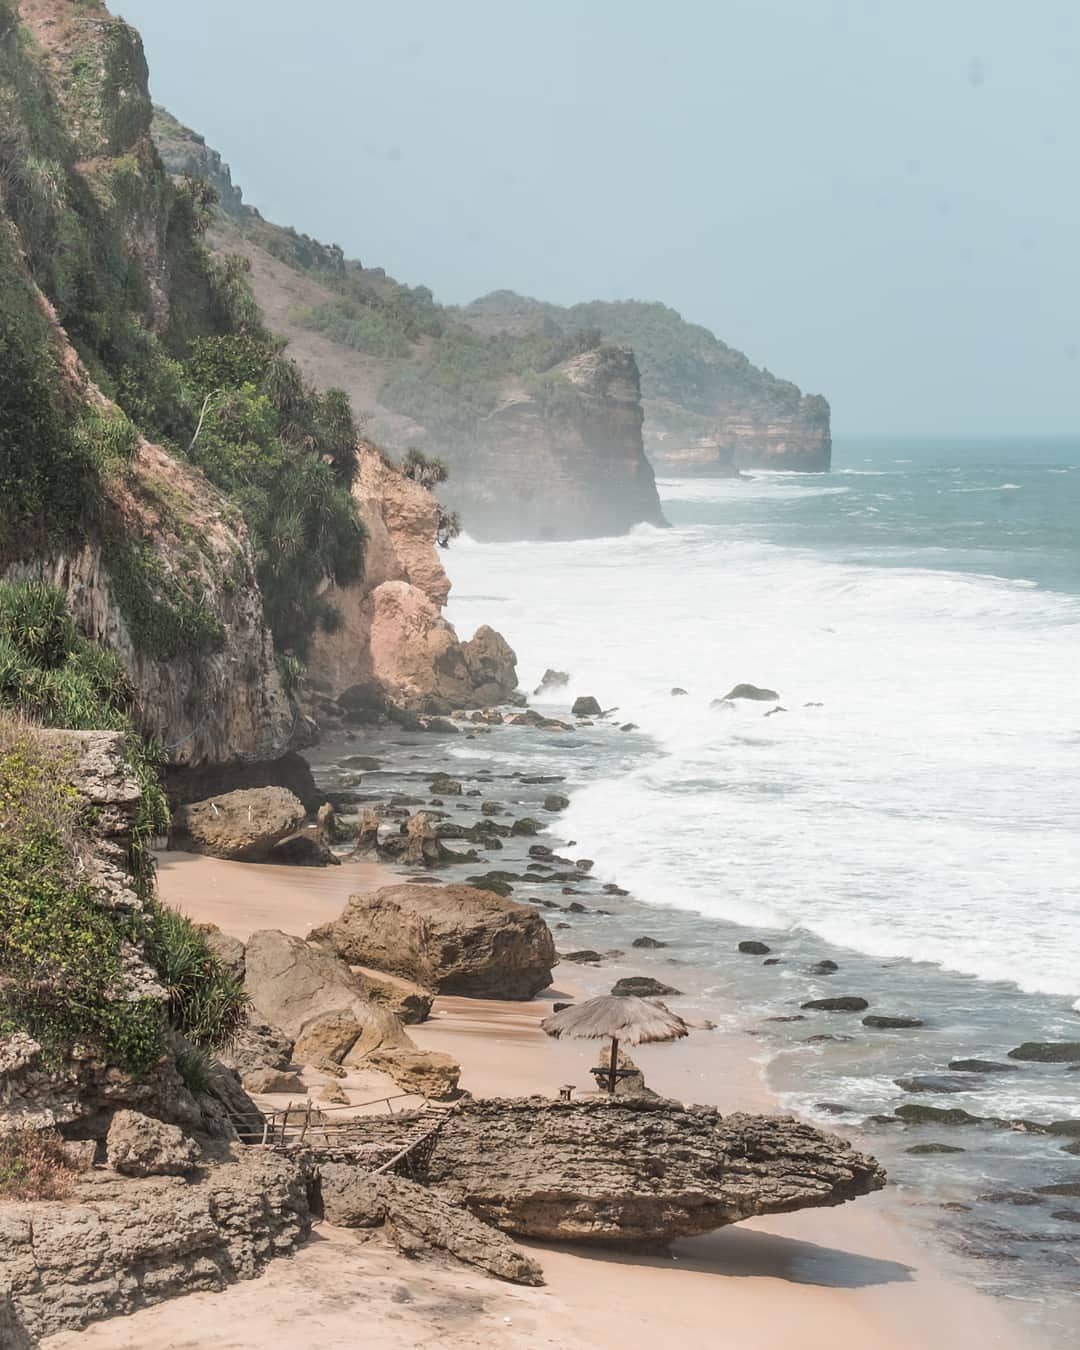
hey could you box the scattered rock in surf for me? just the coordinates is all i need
[978,1191,1044,1206]
[429,774,462,797]
[534,669,570,694]
[481,801,501,815]
[528,844,553,859]
[1047,1120,1080,1138]
[423,717,459,734]
[804,702,824,708]
[602,883,629,896]
[763,706,788,717]
[1050,1209,1080,1222]
[816,1102,854,1115]
[571,695,603,717]
[738,940,771,955]
[811,959,839,974]
[719,683,779,702]
[1007,1042,1080,1063]
[544,793,570,812]
[709,699,736,711]
[512,817,541,836]
[894,1074,978,1095]
[948,1059,1019,1073]
[611,977,681,998]
[802,996,869,1013]
[1036,1182,1080,1198]
[1063,1141,1080,1155]
[567,902,588,914]
[576,859,594,871]
[805,1034,853,1043]
[863,1014,924,1029]
[619,723,638,732]
[560,950,604,964]
[763,957,783,966]
[907,1143,965,1155]
[632,936,667,949]
[765,1014,806,1022]
[670,687,688,696]
[894,1105,982,1127]
[339,755,384,771]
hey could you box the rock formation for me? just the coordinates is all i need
[105,1109,200,1177]
[423,1096,885,1245]
[170,787,307,861]
[311,883,556,999]
[0,1150,312,1345]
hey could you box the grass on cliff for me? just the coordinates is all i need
[0,1129,75,1201]
[0,583,248,1073]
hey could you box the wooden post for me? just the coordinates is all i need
[607,1036,619,1093]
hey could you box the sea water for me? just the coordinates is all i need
[435,436,1080,1340]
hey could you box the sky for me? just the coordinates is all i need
[119,0,1079,436]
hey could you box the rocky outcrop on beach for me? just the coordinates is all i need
[423,1096,886,1245]
[303,445,519,715]
[0,1150,313,1345]
[170,788,307,862]
[310,883,557,999]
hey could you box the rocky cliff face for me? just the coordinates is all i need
[647,398,832,474]
[306,446,518,711]
[443,344,666,540]
[1,2,292,767]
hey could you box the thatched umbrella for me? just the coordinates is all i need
[541,995,688,1093]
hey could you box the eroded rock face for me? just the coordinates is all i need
[105,1109,200,1177]
[424,1097,886,1245]
[311,884,556,999]
[0,1150,312,1344]
[317,1169,543,1285]
[170,788,306,861]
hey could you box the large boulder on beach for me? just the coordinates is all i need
[170,788,306,862]
[106,1109,200,1178]
[311,884,556,999]
[421,1096,885,1245]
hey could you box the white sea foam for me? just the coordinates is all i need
[446,490,1080,1004]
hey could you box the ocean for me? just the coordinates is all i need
[433,435,1080,1339]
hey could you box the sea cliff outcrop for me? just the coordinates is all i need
[305,445,519,712]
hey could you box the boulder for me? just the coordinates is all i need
[907,1143,966,1155]
[534,668,570,694]
[801,997,869,1013]
[559,950,604,964]
[361,1048,460,1099]
[610,977,681,998]
[170,788,306,862]
[294,1010,366,1066]
[863,1015,924,1029]
[352,968,434,1024]
[105,1109,200,1177]
[894,1075,978,1095]
[1008,1042,1080,1063]
[317,1169,542,1285]
[632,936,667,949]
[894,1105,981,1126]
[267,828,339,867]
[947,1059,1020,1074]
[422,1097,885,1245]
[311,884,556,1000]
[720,683,779,702]
[243,929,411,1062]
[543,793,570,812]
[240,1068,307,1095]
[218,1018,294,1076]
[194,923,246,980]
[461,625,518,700]
[738,940,771,955]
[571,696,602,717]
[811,959,839,974]
[591,1048,654,1097]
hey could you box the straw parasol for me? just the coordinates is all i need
[541,995,688,1093]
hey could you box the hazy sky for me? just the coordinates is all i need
[120,0,1078,436]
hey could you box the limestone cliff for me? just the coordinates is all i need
[306,445,519,712]
[0,1,292,766]
[462,293,832,474]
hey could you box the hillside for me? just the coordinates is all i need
[461,291,832,473]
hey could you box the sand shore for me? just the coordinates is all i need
[51,848,1038,1350]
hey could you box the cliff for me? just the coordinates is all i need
[150,112,666,540]
[462,293,832,474]
[0,1,291,766]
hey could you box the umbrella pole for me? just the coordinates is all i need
[607,1036,619,1093]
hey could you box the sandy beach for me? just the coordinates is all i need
[65,847,1042,1350]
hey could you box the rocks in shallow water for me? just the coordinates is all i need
[512,817,541,835]
[1007,1042,1080,1063]
[1035,1182,1080,1198]
[802,997,869,1013]
[719,683,779,702]
[422,1097,886,1245]
[815,1102,854,1115]
[805,1033,853,1043]
[311,883,556,999]
[106,1109,199,1177]
[571,695,602,717]
[611,976,681,998]
[947,1059,1019,1074]
[894,1105,982,1126]
[738,940,771,955]
[862,1015,924,1029]
[763,706,787,718]
[602,883,629,896]
[670,687,688,696]
[170,787,306,862]
[632,936,667,949]
[619,723,638,732]
[1051,1209,1080,1223]
[560,950,604,964]
[766,1015,806,1023]
[977,1191,1044,1206]
[907,1143,966,1155]
[534,668,570,694]
[894,1075,978,1095]
[543,793,570,811]
[317,1169,543,1285]
[811,959,839,974]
